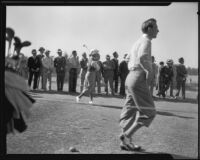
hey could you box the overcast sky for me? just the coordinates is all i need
[6,2,198,68]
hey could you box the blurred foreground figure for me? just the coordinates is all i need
[119,18,158,151]
[5,27,35,134]
[175,57,187,99]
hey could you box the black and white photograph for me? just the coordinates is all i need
[4,2,198,159]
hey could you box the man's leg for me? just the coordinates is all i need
[175,80,181,97]
[33,72,39,90]
[68,69,73,92]
[170,80,174,97]
[109,76,114,95]
[57,73,60,91]
[28,71,34,88]
[115,75,119,93]
[43,71,47,90]
[48,73,52,91]
[104,77,108,95]
[73,69,77,92]
[182,80,186,99]
[60,72,65,91]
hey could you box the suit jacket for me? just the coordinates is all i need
[111,58,119,76]
[27,56,41,72]
[119,60,129,79]
[54,56,66,73]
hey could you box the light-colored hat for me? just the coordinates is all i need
[90,49,99,57]
[166,59,173,64]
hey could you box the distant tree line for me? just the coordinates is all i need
[186,67,198,75]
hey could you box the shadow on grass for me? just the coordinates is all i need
[130,150,195,159]
[93,104,195,119]
[29,90,80,96]
[153,96,198,104]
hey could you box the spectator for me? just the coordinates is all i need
[169,60,177,98]
[64,52,70,83]
[37,47,45,89]
[111,51,119,94]
[54,49,66,91]
[175,57,187,99]
[68,50,80,93]
[42,50,54,91]
[149,56,158,97]
[156,61,165,98]
[27,49,41,90]
[102,54,115,95]
[118,54,129,97]
[94,53,103,94]
[79,52,88,92]
[163,59,174,98]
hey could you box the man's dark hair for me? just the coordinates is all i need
[159,61,164,65]
[113,51,118,57]
[178,57,184,64]
[141,18,157,34]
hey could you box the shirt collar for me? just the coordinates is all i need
[142,34,151,41]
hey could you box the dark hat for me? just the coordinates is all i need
[166,59,173,64]
[159,61,164,65]
[82,52,87,56]
[106,54,110,58]
[57,49,62,53]
[113,51,118,56]
[178,57,184,62]
[45,50,50,54]
[39,47,45,51]
[124,54,128,58]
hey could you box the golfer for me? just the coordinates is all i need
[119,18,159,151]
[76,49,100,104]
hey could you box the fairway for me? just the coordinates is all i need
[6,78,198,158]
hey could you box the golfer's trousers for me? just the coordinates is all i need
[119,69,156,132]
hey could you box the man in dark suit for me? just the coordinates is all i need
[54,49,66,91]
[27,49,41,90]
[119,54,129,96]
[111,51,119,94]
[175,57,187,99]
[37,47,45,89]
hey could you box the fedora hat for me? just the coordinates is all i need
[39,47,45,51]
[166,59,173,64]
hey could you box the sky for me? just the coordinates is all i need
[6,3,198,68]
